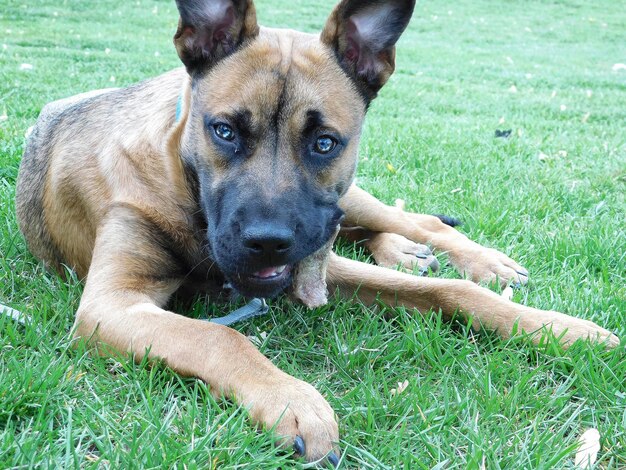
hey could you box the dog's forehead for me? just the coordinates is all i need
[196,27,365,129]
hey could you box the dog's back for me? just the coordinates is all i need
[16,89,117,272]
[16,69,187,276]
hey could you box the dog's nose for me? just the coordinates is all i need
[242,224,295,257]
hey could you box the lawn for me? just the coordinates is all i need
[1,0,625,468]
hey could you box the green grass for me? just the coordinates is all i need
[1,0,625,468]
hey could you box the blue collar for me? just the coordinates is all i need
[175,93,183,123]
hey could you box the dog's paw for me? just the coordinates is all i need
[244,375,339,464]
[519,309,620,349]
[396,212,527,286]
[449,244,529,287]
[366,232,439,275]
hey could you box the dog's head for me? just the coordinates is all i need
[174,0,415,298]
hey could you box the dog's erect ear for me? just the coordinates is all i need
[321,0,415,102]
[174,0,259,74]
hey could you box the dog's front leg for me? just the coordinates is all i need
[74,209,338,463]
[340,184,529,286]
[327,253,619,348]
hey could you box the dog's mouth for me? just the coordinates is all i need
[227,264,295,298]
[251,264,291,280]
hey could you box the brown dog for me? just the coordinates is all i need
[15,0,618,464]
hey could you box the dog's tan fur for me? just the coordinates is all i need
[15,0,618,463]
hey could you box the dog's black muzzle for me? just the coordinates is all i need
[203,179,344,298]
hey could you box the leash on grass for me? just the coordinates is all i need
[1,299,270,329]
[207,298,269,326]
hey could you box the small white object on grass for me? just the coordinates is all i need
[390,380,409,396]
[0,303,30,326]
[501,285,514,301]
[574,428,601,468]
[394,199,405,210]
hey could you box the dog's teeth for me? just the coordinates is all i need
[253,265,288,279]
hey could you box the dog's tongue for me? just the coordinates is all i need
[253,265,286,279]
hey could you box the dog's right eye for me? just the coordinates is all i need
[314,135,337,154]
[213,123,235,141]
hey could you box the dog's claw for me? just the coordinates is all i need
[328,452,340,467]
[293,435,306,456]
[508,269,529,288]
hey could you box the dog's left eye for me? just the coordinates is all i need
[214,123,235,141]
[314,135,337,154]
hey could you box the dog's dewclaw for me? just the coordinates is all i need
[291,226,340,308]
